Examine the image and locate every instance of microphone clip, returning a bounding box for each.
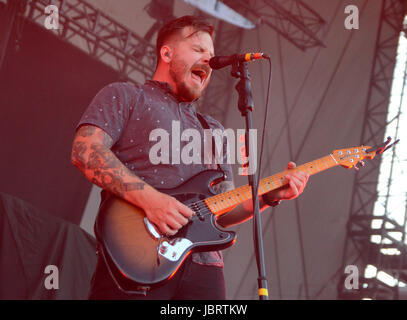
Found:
[231,59,249,79]
[232,61,254,115]
[231,60,242,78]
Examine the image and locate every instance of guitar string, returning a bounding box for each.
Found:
[185,185,266,219]
[185,158,338,220]
[183,162,322,218]
[186,197,241,220]
[185,179,277,219]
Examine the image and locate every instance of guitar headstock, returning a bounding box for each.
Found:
[332,146,376,169]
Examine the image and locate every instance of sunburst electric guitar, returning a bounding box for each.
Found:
[95,139,396,293]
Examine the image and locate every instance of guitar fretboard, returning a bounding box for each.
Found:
[204,154,338,215]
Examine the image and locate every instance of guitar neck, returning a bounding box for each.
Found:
[204,154,339,215]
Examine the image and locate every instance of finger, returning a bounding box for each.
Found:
[177,202,195,219]
[286,161,296,170]
[165,228,178,236]
[291,172,308,185]
[288,174,305,192]
[284,175,299,198]
[288,178,299,198]
[298,172,310,186]
[166,215,183,231]
[158,223,177,236]
[171,210,189,226]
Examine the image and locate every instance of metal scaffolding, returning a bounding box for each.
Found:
[223,0,326,51]
[201,0,326,123]
[3,0,327,119]
[21,0,156,84]
[338,0,407,300]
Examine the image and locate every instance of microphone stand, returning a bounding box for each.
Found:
[231,61,269,300]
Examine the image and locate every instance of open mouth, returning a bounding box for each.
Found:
[190,68,207,85]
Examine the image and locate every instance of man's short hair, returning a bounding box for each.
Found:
[155,15,214,64]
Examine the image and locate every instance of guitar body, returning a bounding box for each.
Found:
[95,170,237,292]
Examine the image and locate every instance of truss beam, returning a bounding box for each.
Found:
[23,0,156,84]
[223,0,326,51]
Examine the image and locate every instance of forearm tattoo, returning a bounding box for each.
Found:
[78,125,97,137]
[72,126,145,198]
[71,141,87,172]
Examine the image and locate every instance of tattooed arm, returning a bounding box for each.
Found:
[215,162,309,228]
[71,125,146,197]
[71,125,193,235]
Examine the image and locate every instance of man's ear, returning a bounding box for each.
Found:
[160,45,172,63]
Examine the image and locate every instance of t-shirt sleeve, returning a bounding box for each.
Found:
[76,82,140,144]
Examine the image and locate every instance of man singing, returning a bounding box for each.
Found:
[71,15,309,300]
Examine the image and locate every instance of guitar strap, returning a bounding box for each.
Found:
[196,112,226,177]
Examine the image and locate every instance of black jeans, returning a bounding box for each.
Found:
[88,255,226,300]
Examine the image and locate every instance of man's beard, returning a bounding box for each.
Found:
[169,57,204,102]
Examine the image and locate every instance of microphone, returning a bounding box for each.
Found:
[209,52,269,70]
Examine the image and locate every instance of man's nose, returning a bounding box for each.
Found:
[201,52,211,65]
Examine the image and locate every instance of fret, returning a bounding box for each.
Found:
[209,197,222,211]
[222,191,234,206]
[205,153,341,215]
[241,186,251,199]
[262,179,272,193]
[238,187,248,201]
[229,191,238,205]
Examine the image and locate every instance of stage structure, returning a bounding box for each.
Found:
[22,0,157,83]
[339,0,407,299]
[202,0,327,123]
[223,0,327,51]
[13,0,329,128]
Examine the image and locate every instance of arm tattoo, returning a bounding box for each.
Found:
[77,125,114,148]
[71,141,87,171]
[78,125,97,137]
[88,143,121,171]
[91,172,145,198]
[73,125,145,199]
[87,143,145,198]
